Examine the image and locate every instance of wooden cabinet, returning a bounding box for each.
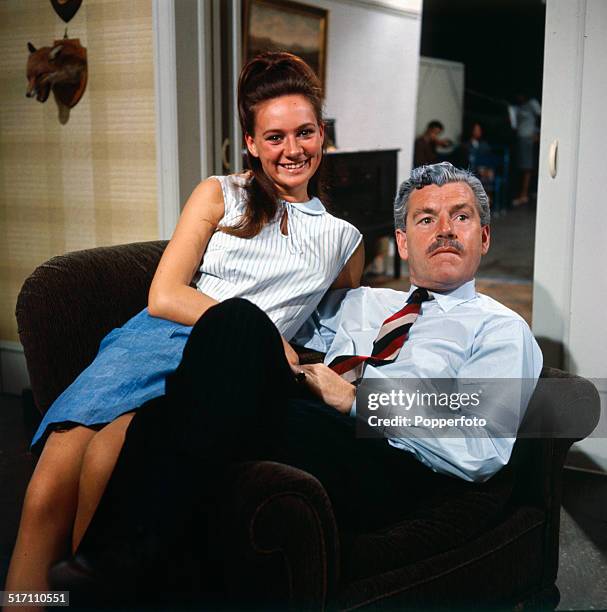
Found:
[323,149,400,277]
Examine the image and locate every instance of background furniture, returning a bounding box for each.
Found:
[16,242,599,610]
[324,149,400,277]
[244,148,400,276]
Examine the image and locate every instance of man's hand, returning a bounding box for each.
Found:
[282,336,300,366]
[294,363,356,414]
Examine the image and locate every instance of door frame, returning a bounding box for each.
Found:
[153,0,241,239]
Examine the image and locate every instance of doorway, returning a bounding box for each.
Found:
[413,0,546,325]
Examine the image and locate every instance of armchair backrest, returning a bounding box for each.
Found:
[15,241,168,415]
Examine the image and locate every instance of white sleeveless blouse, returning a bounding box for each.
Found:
[196,174,362,340]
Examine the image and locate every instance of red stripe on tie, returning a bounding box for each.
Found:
[329,288,431,382]
[331,355,368,375]
[383,302,420,324]
[373,332,410,361]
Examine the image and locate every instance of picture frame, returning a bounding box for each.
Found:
[243,0,328,88]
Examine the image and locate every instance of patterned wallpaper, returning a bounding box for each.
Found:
[0,0,158,342]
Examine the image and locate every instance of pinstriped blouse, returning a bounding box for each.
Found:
[196,174,362,340]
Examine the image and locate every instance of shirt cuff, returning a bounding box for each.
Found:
[349,396,357,418]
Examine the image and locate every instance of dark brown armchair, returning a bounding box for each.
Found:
[15,241,600,610]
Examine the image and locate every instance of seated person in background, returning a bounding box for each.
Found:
[456,122,495,197]
[457,122,491,170]
[70,162,542,604]
[414,119,452,166]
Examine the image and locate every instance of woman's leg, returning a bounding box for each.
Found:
[4,427,96,601]
[71,412,135,552]
[76,299,297,596]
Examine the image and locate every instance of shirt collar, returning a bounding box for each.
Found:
[408,279,477,312]
[281,197,326,216]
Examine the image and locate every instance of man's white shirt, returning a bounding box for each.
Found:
[293,280,543,482]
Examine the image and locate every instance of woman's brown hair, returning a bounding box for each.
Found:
[222,51,326,238]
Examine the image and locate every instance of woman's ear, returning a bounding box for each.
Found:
[245,133,259,158]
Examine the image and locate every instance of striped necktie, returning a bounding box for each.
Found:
[329,287,433,384]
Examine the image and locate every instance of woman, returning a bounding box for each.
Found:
[457,122,495,197]
[5,51,363,598]
[457,122,492,172]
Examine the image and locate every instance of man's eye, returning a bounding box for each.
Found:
[456,214,469,221]
[419,217,433,224]
[267,135,282,142]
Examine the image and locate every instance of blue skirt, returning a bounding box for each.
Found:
[31,309,193,449]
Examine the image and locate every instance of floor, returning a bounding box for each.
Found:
[2,205,606,610]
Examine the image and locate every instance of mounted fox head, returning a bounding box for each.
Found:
[26,39,88,123]
[26,40,87,104]
[26,42,58,102]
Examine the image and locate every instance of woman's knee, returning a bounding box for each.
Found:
[80,438,111,482]
[21,469,76,527]
[81,416,132,483]
[21,428,95,524]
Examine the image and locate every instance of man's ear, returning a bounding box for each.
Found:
[244,133,259,158]
[480,225,490,255]
[395,229,409,261]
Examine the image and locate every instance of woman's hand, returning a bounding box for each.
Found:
[282,336,300,366]
[293,363,355,414]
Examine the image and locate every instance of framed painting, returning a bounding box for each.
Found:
[243,0,328,87]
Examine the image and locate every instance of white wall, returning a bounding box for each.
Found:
[302,0,423,184]
[416,56,464,145]
[534,0,607,469]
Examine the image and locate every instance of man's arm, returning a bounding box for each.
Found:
[389,318,543,483]
[291,288,358,415]
[291,288,350,353]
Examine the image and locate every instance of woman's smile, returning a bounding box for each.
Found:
[279,159,310,173]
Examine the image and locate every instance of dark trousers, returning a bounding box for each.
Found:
[78,299,478,602]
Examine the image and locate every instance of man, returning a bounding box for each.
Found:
[293,161,541,486]
[69,163,541,603]
[413,120,452,166]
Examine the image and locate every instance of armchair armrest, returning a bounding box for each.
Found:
[221,460,340,610]
[15,241,168,414]
[512,366,600,506]
[510,366,600,587]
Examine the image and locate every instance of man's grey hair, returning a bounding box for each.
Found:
[394,162,491,230]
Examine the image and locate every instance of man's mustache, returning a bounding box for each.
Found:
[427,239,464,255]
